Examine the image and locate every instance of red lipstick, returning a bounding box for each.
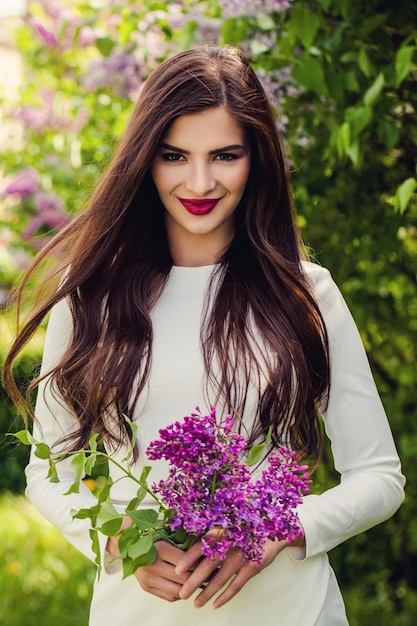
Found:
[178,198,220,216]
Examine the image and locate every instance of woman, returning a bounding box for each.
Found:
[3,45,404,625]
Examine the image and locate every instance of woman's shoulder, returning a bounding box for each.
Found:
[300,260,333,290]
[300,260,347,321]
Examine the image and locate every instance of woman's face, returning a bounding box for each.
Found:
[151,107,250,265]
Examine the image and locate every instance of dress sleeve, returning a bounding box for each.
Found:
[294,264,405,560]
[25,298,107,564]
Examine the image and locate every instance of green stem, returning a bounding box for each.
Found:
[53,449,168,511]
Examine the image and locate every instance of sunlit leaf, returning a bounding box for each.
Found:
[363,73,385,107]
[358,46,373,77]
[395,178,417,214]
[395,46,415,84]
[11,430,35,446]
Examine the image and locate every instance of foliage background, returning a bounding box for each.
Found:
[0,0,416,624]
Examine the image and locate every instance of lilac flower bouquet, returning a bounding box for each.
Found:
[14,406,310,578]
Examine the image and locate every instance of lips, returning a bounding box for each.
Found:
[178,198,220,216]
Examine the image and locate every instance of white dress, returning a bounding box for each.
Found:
[26,262,405,625]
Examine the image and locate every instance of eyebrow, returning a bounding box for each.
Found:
[159,142,247,155]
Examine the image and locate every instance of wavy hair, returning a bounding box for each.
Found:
[3,45,330,463]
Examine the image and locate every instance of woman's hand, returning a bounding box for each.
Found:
[107,532,191,602]
[175,534,302,609]
[134,541,193,602]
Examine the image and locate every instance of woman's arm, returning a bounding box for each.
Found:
[293,263,405,561]
[25,298,104,562]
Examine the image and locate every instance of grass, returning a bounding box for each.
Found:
[0,492,96,626]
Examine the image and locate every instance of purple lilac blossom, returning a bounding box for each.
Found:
[3,169,39,197]
[18,90,88,134]
[221,0,292,19]
[22,192,69,246]
[146,406,310,563]
[83,53,143,99]
[30,20,57,47]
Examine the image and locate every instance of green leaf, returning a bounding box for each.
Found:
[346,140,361,167]
[292,56,327,95]
[336,122,351,157]
[34,442,52,460]
[64,452,86,495]
[122,414,138,461]
[358,47,373,78]
[97,477,113,503]
[363,73,385,107]
[100,518,123,537]
[11,430,35,446]
[122,544,157,578]
[246,427,272,466]
[126,486,148,511]
[172,525,188,544]
[72,505,100,522]
[290,5,320,50]
[129,509,160,530]
[88,433,99,453]
[345,106,373,137]
[395,178,417,214]
[47,459,59,483]
[118,527,139,559]
[395,46,415,85]
[250,39,271,56]
[343,70,360,93]
[96,501,123,532]
[378,122,400,150]
[256,14,275,31]
[95,36,115,57]
[90,528,102,574]
[139,466,152,486]
[85,451,100,475]
[127,534,154,558]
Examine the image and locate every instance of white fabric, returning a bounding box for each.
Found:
[26,262,405,625]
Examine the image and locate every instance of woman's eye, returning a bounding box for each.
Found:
[162,153,185,162]
[215,153,239,161]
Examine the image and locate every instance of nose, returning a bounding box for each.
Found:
[185,162,216,196]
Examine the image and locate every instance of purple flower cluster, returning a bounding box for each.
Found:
[83,53,143,99]
[221,0,292,19]
[146,407,310,563]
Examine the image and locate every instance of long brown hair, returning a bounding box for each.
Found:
[3,45,329,463]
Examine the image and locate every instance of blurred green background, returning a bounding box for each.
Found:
[0,1,416,624]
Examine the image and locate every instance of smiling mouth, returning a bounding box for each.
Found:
[178,198,221,216]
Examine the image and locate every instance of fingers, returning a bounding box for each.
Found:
[175,540,205,575]
[156,540,190,569]
[211,563,258,608]
[134,541,190,602]
[135,568,183,602]
[178,546,253,607]
[178,554,223,601]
